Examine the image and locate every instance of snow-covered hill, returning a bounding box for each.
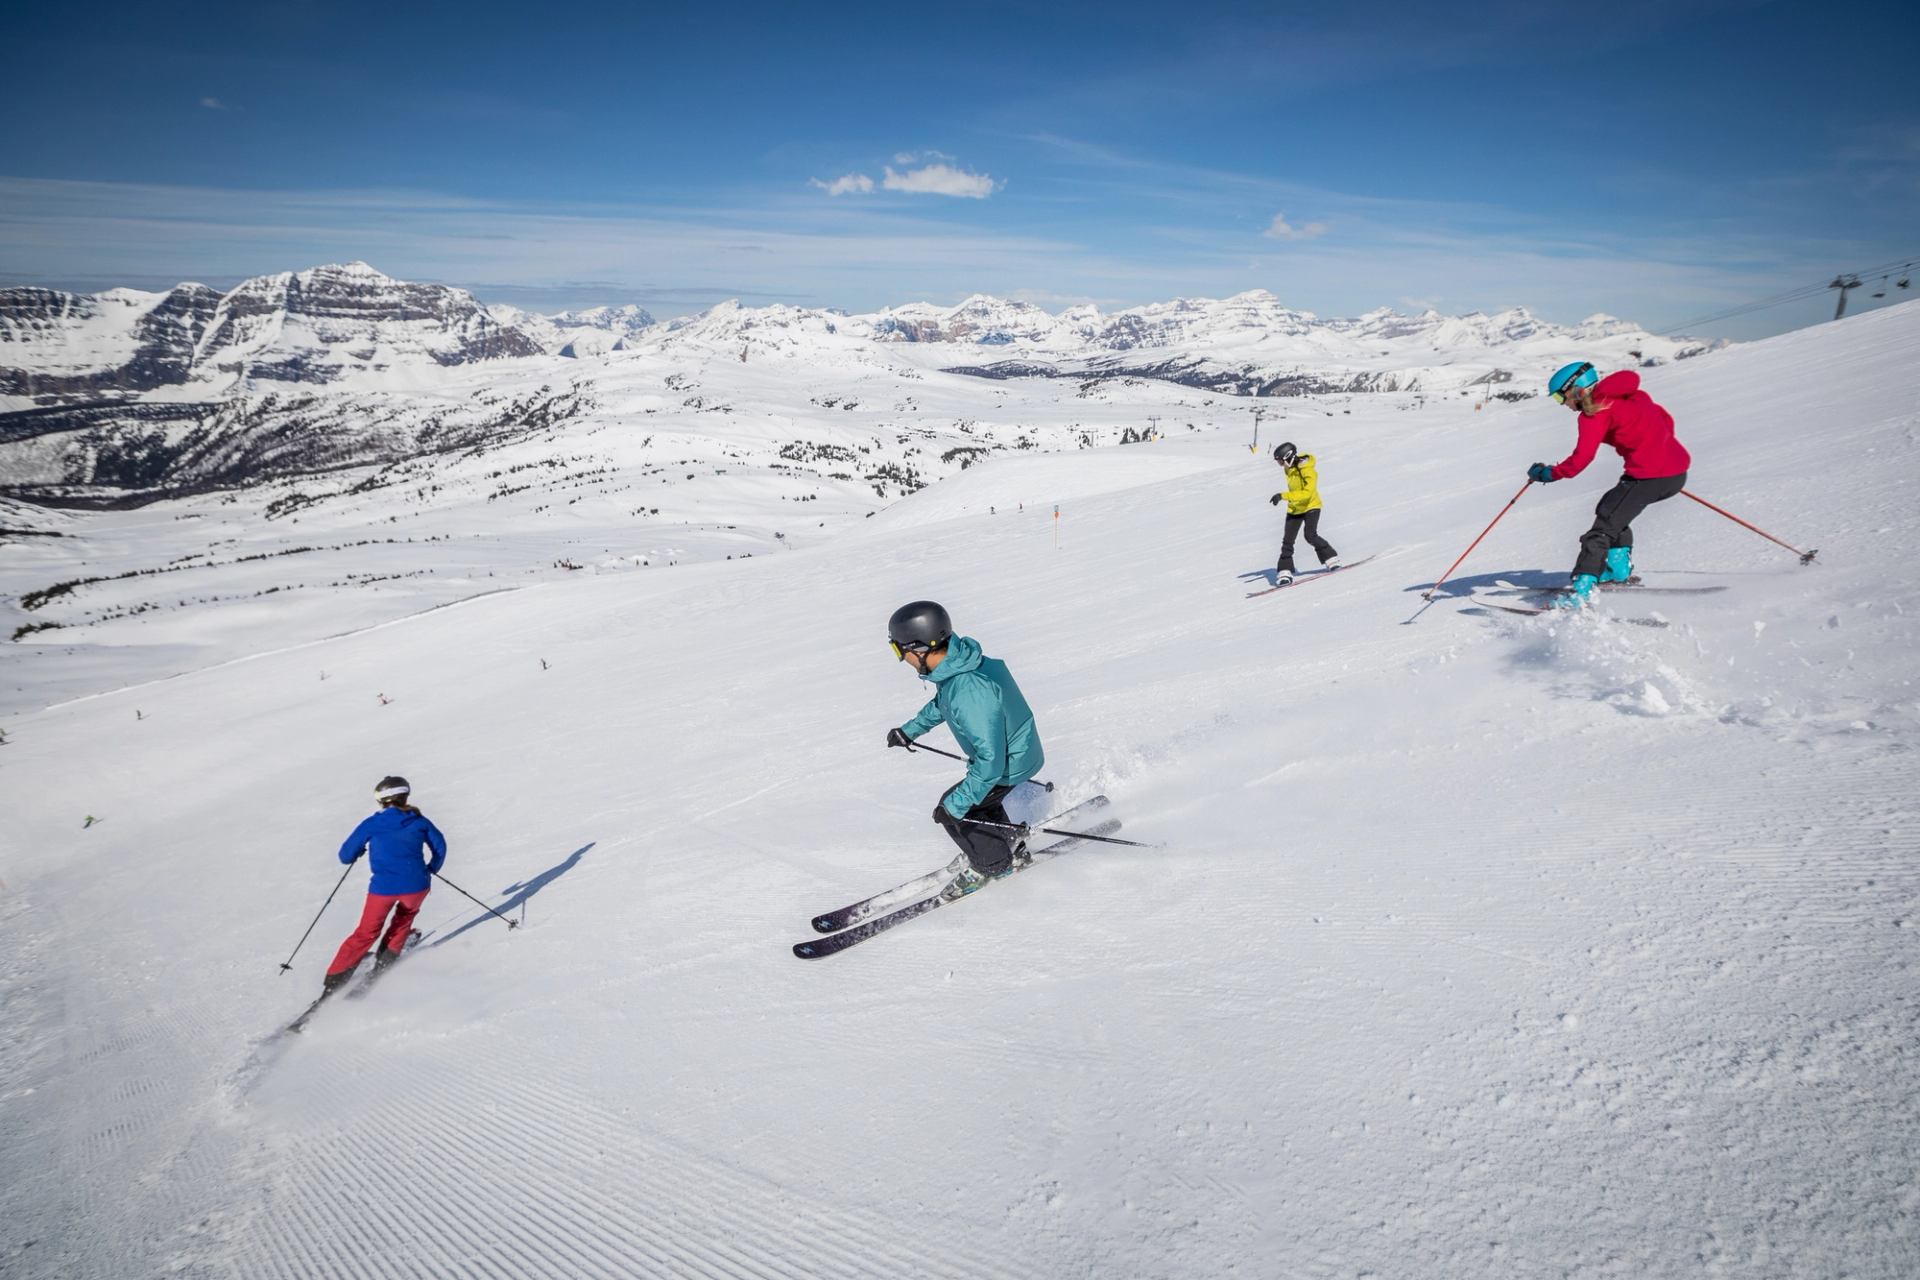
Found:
[2,299,1914,1278]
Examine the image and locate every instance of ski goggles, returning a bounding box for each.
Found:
[1549,362,1594,404]
[889,639,935,660]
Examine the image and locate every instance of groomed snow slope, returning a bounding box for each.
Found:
[2,303,1916,1278]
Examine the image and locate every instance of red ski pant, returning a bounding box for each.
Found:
[327,890,428,975]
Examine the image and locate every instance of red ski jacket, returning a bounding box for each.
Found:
[1550,371,1691,480]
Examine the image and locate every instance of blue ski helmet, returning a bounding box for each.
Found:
[1547,361,1599,402]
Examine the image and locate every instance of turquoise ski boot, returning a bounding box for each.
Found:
[1552,573,1599,609]
[940,859,989,901]
[1599,546,1634,584]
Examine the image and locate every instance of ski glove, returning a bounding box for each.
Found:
[1528,463,1555,484]
[932,802,958,827]
[1269,492,1285,506]
[887,727,913,749]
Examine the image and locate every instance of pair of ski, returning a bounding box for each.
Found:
[286,930,420,1031]
[1243,553,1379,599]
[794,795,1117,959]
[1467,577,1725,626]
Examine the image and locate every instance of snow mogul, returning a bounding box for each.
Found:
[1268,441,1342,585]
[321,776,447,998]
[1527,361,1692,607]
[884,601,1045,901]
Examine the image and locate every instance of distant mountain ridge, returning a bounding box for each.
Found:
[0,263,538,400]
[0,264,1716,410]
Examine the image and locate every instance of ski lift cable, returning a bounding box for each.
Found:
[1657,253,1920,335]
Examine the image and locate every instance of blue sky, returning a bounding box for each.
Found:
[3,0,1915,337]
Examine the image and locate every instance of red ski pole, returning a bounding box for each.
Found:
[1681,490,1817,564]
[1422,480,1534,600]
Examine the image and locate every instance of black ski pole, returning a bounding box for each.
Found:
[900,739,965,762]
[432,870,520,930]
[961,816,1159,849]
[897,738,1053,791]
[279,861,356,974]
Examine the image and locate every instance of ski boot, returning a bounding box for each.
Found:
[1273,568,1295,587]
[1599,546,1633,584]
[1322,555,1343,570]
[1552,573,1599,609]
[940,859,990,901]
[990,836,1033,881]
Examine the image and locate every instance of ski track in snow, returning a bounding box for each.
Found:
[3,302,1919,1277]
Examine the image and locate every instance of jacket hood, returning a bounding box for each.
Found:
[1594,370,1641,398]
[924,634,983,684]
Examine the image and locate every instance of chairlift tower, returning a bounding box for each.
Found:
[1829,274,1863,320]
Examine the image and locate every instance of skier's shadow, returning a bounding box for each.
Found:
[1403,568,1563,596]
[424,842,594,948]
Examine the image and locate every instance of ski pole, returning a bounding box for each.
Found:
[961,816,1159,849]
[279,861,356,974]
[432,870,520,930]
[901,739,967,763]
[1422,480,1534,600]
[897,739,1052,791]
[1681,490,1817,564]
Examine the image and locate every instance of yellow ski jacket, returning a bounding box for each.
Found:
[1277,454,1323,515]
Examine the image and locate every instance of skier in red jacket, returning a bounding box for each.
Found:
[1527,362,1691,606]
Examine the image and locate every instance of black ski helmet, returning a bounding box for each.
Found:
[1273,441,1298,465]
[375,775,411,804]
[887,600,952,654]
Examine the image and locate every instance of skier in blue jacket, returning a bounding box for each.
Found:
[884,600,1045,899]
[321,775,447,997]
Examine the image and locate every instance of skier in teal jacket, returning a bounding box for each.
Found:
[884,600,1044,899]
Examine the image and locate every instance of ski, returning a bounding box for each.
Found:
[1489,577,1725,596]
[809,795,1110,934]
[1468,591,1669,628]
[1246,554,1378,599]
[793,816,1122,960]
[287,992,333,1033]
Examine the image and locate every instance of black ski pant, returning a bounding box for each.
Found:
[1278,508,1338,574]
[935,782,1019,875]
[1572,471,1687,579]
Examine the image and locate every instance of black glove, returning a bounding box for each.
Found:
[1528,463,1555,484]
[932,801,957,827]
[887,727,912,749]
[1269,492,1284,506]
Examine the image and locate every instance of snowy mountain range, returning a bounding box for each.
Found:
[1,262,1713,412]
[0,262,540,401]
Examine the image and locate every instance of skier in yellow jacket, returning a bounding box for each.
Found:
[1267,441,1341,585]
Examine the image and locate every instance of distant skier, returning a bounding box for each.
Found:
[320,776,446,998]
[884,601,1045,900]
[1528,362,1691,607]
[1268,441,1341,585]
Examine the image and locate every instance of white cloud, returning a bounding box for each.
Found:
[882,164,996,199]
[808,173,875,197]
[200,97,228,110]
[1264,212,1328,241]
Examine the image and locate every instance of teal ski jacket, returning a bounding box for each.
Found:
[898,634,1045,817]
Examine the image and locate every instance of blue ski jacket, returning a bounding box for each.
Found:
[338,806,448,896]
[898,635,1045,817]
